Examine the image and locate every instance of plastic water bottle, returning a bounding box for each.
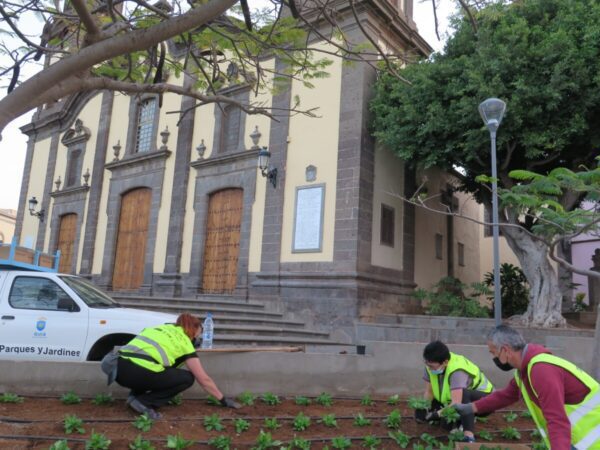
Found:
[201,313,214,349]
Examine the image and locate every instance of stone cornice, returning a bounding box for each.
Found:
[191,148,260,169]
[105,149,171,171]
[50,185,90,199]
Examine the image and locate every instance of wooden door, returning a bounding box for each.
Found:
[112,188,151,290]
[57,213,77,273]
[201,189,243,293]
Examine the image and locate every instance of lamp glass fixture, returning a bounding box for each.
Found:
[478,98,506,131]
[258,147,271,173]
[28,196,38,213]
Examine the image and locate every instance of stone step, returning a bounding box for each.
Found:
[213,324,330,338]
[112,295,266,310]
[210,334,343,346]
[118,300,283,318]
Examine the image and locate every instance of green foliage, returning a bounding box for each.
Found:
[531,442,549,450]
[417,277,491,318]
[289,436,311,450]
[501,426,521,440]
[478,430,494,441]
[292,412,311,431]
[362,435,381,449]
[315,392,333,406]
[360,394,374,406]
[484,264,529,318]
[49,440,70,450]
[204,414,225,432]
[132,413,153,432]
[383,409,402,429]
[166,434,194,449]
[61,391,82,405]
[330,437,352,449]
[92,393,114,406]
[407,396,430,410]
[353,413,371,427]
[419,433,440,448]
[64,414,85,434]
[319,414,338,427]
[439,406,461,423]
[208,435,231,450]
[448,430,465,442]
[252,430,282,449]
[206,395,221,406]
[572,292,588,312]
[503,411,518,423]
[129,435,155,450]
[388,431,410,448]
[531,429,543,439]
[475,415,489,423]
[387,394,400,405]
[261,392,281,405]
[85,431,111,450]
[294,395,311,406]
[234,418,250,434]
[0,392,23,403]
[168,394,183,406]
[520,409,533,419]
[263,417,280,430]
[238,391,256,406]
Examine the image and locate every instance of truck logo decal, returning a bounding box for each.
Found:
[36,320,46,331]
[34,317,47,337]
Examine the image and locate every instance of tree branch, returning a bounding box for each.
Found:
[70,0,101,40]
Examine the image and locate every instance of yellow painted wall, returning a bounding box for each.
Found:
[280,43,343,262]
[0,211,16,244]
[21,138,51,248]
[478,205,521,280]
[371,145,404,270]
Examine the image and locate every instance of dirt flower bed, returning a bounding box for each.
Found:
[0,393,541,449]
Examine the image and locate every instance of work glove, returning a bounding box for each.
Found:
[414,408,428,423]
[452,403,474,416]
[425,408,440,421]
[220,396,241,409]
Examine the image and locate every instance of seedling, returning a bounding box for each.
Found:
[168,394,183,406]
[85,431,111,450]
[49,440,70,450]
[411,444,426,450]
[92,393,114,406]
[447,430,464,442]
[330,437,351,449]
[289,436,311,450]
[407,396,429,410]
[388,431,410,448]
[353,413,371,427]
[133,413,154,432]
[316,392,333,406]
[61,391,82,405]
[360,394,374,406]
[206,395,221,406]
[439,406,460,423]
[387,394,400,405]
[0,392,24,403]
[477,430,494,441]
[501,426,521,440]
[294,395,312,406]
[362,435,381,449]
[384,409,402,429]
[208,435,232,450]
[252,430,282,449]
[238,391,256,406]
[204,414,225,431]
[475,415,489,423]
[531,442,549,450]
[234,418,250,434]
[64,414,85,434]
[166,434,194,449]
[129,435,155,450]
[261,392,281,405]
[319,413,338,427]
[419,433,440,447]
[521,409,532,419]
[532,429,543,439]
[503,411,518,422]
[293,412,311,431]
[263,417,280,430]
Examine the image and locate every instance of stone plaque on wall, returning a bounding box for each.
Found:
[293,184,325,252]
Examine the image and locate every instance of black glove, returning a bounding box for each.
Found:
[425,408,440,421]
[414,408,428,423]
[453,403,474,416]
[220,396,241,409]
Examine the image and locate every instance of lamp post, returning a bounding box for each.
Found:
[479,97,507,327]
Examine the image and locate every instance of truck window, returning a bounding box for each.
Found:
[60,276,118,308]
[9,277,73,311]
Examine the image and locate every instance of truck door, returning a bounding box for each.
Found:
[0,274,88,361]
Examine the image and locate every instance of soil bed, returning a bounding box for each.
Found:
[0,395,539,449]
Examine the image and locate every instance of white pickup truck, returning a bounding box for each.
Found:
[0,239,176,362]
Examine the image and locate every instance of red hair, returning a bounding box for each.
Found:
[176,313,201,339]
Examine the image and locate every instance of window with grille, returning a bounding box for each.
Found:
[219,104,241,153]
[135,98,157,153]
[380,204,395,247]
[65,149,81,187]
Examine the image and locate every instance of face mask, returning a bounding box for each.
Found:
[429,367,445,375]
[192,336,202,348]
[493,357,513,372]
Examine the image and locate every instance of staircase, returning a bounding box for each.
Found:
[112,294,353,350]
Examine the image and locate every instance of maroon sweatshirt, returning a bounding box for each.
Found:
[474,344,590,450]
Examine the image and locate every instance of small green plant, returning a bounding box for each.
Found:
[92,393,114,405]
[129,435,155,450]
[411,444,425,450]
[49,440,70,450]
[206,395,221,406]
[484,263,529,317]
[440,406,460,423]
[204,414,225,432]
[501,426,521,440]
[503,411,518,422]
[383,409,402,429]
[252,430,282,449]
[419,433,440,447]
[477,430,494,441]
[208,435,231,450]
[293,412,311,431]
[362,435,381,449]
[64,414,85,434]
[407,396,430,410]
[168,394,183,406]
[238,391,256,406]
[475,415,489,423]
[330,437,351,449]
[133,413,154,432]
[166,434,194,449]
[234,418,250,434]
[448,430,464,442]
[319,414,338,427]
[263,417,280,430]
[261,392,281,405]
[532,429,543,439]
[418,276,492,318]
[294,395,312,406]
[85,431,111,450]
[289,436,311,450]
[572,292,588,312]
[61,391,82,405]
[388,431,410,448]
[521,409,532,419]
[387,394,400,405]
[353,413,371,427]
[360,394,374,406]
[531,442,549,450]
[315,392,333,406]
[0,392,24,403]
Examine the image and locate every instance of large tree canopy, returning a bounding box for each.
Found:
[371,0,600,327]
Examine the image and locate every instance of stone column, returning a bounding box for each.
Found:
[588,249,600,311]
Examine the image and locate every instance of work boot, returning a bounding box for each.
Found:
[128,397,162,420]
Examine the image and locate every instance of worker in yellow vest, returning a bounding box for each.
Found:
[420,340,494,443]
[115,313,240,419]
[454,325,600,450]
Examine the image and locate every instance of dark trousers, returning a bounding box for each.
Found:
[431,388,490,433]
[116,357,194,408]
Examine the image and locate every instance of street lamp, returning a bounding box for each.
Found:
[258,146,277,189]
[479,97,507,327]
[28,196,45,222]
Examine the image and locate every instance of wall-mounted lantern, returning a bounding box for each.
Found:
[258,147,277,189]
[28,196,44,222]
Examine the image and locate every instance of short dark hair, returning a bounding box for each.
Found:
[423,340,450,364]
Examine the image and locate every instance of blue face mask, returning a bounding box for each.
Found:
[429,367,445,375]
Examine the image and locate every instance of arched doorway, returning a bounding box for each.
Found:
[57,213,77,273]
[112,188,151,290]
[201,188,243,293]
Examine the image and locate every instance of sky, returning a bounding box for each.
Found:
[0,0,454,211]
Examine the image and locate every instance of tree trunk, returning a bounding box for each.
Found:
[501,226,567,327]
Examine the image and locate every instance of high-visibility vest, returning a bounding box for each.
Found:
[515,353,600,450]
[427,352,493,405]
[119,324,195,373]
